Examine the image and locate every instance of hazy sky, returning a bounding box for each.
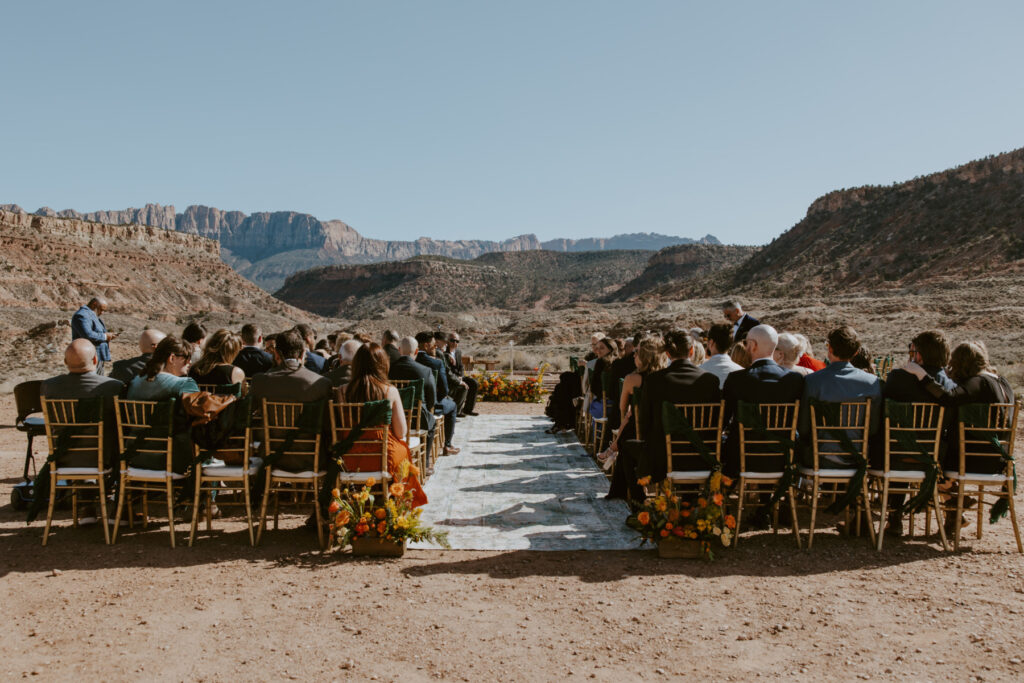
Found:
[2,2,1022,245]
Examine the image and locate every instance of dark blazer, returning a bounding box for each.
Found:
[250,364,333,406]
[390,356,437,412]
[40,371,124,466]
[384,343,401,367]
[722,359,804,475]
[639,358,722,482]
[235,346,274,377]
[921,371,1015,472]
[304,349,326,374]
[884,366,955,403]
[733,313,760,343]
[449,347,465,378]
[109,353,150,386]
[609,355,637,384]
[326,363,352,389]
[416,351,448,401]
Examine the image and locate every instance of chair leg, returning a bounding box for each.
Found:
[189,475,203,547]
[244,479,255,546]
[734,478,746,548]
[933,486,949,552]
[165,480,176,548]
[142,493,149,529]
[954,486,965,551]
[256,476,272,545]
[1007,485,1023,554]
[877,479,890,552]
[862,478,876,547]
[98,477,110,545]
[313,480,325,550]
[42,471,58,546]
[206,491,213,532]
[977,485,984,539]
[808,479,820,549]
[788,487,802,549]
[112,474,127,543]
[72,490,78,528]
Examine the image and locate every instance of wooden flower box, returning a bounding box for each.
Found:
[657,537,703,559]
[351,537,406,558]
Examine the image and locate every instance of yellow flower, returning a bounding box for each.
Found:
[696,519,708,531]
[710,471,722,491]
[654,498,668,512]
[365,478,376,488]
[331,488,341,499]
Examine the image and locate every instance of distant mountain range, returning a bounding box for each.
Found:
[0,202,718,291]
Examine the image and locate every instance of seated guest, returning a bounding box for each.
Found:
[182,322,207,364]
[609,336,638,384]
[722,300,760,343]
[390,336,438,465]
[249,329,333,409]
[773,332,813,376]
[639,329,722,484]
[886,330,956,402]
[434,332,467,413]
[263,333,279,361]
[41,339,124,469]
[339,344,427,507]
[850,345,877,375]
[904,340,1014,473]
[729,341,752,369]
[382,329,401,365]
[446,332,478,417]
[314,339,331,359]
[110,329,166,385]
[795,334,826,372]
[415,331,459,455]
[328,339,363,388]
[722,325,805,478]
[235,324,275,377]
[701,323,743,388]
[125,336,201,473]
[798,326,882,468]
[691,339,707,365]
[588,337,618,423]
[189,329,245,388]
[294,323,326,374]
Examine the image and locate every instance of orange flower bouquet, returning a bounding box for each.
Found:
[329,465,450,552]
[473,363,548,403]
[625,471,735,560]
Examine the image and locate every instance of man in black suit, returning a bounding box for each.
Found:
[416,331,459,455]
[446,332,479,417]
[109,329,165,386]
[382,330,401,366]
[235,324,275,378]
[722,300,760,343]
[639,329,722,483]
[327,339,362,388]
[390,336,439,466]
[721,325,805,478]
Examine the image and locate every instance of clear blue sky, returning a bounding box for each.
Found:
[2,2,1022,245]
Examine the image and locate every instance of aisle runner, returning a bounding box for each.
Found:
[410,414,639,550]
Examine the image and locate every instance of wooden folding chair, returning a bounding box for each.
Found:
[112,398,187,547]
[257,400,327,548]
[800,400,876,549]
[391,380,428,477]
[943,401,1022,553]
[14,380,46,483]
[329,400,392,499]
[40,397,111,545]
[735,401,801,548]
[195,382,243,397]
[868,401,948,551]
[189,396,258,546]
[664,402,724,496]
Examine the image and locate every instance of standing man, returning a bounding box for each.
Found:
[71,296,116,375]
[447,332,479,417]
[721,300,760,344]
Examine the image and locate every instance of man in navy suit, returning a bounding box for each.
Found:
[235,324,275,377]
[295,324,326,374]
[415,331,459,455]
[722,324,805,478]
[71,297,117,375]
[390,336,439,466]
[721,300,760,344]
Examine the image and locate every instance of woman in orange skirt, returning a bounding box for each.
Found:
[338,343,427,507]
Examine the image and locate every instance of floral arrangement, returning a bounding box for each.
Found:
[473,363,548,403]
[328,464,450,550]
[626,472,736,560]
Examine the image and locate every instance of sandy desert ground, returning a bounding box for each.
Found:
[2,395,1024,681]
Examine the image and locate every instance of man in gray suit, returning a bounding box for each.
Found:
[799,326,882,469]
[109,329,165,386]
[40,339,124,524]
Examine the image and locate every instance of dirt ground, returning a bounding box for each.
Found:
[2,395,1024,682]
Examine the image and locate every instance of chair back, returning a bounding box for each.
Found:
[329,400,391,475]
[391,380,423,435]
[41,397,104,470]
[197,395,253,466]
[882,400,945,472]
[873,356,895,380]
[115,398,176,472]
[14,380,43,425]
[808,399,871,469]
[664,401,724,473]
[196,382,243,397]
[260,400,324,473]
[737,401,799,473]
[956,401,1020,476]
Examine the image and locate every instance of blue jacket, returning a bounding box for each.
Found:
[799,361,882,467]
[71,305,110,362]
[304,349,326,374]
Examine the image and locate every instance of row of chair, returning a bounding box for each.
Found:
[573,393,1022,553]
[36,380,440,549]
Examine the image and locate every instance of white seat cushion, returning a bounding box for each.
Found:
[55,467,112,476]
[126,467,186,481]
[868,469,927,480]
[943,470,1010,483]
[338,471,390,483]
[667,470,712,482]
[740,471,785,480]
[203,462,261,478]
[408,436,422,449]
[798,466,859,478]
[270,469,326,479]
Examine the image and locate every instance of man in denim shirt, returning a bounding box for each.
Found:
[71,297,117,375]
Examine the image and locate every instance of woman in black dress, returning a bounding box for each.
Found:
[189,329,245,389]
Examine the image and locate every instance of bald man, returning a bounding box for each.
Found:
[40,339,124,468]
[71,296,117,375]
[110,329,165,385]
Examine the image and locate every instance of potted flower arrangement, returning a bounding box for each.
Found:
[473,363,548,403]
[329,468,449,557]
[626,472,736,560]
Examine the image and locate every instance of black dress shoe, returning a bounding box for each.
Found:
[465,411,479,416]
